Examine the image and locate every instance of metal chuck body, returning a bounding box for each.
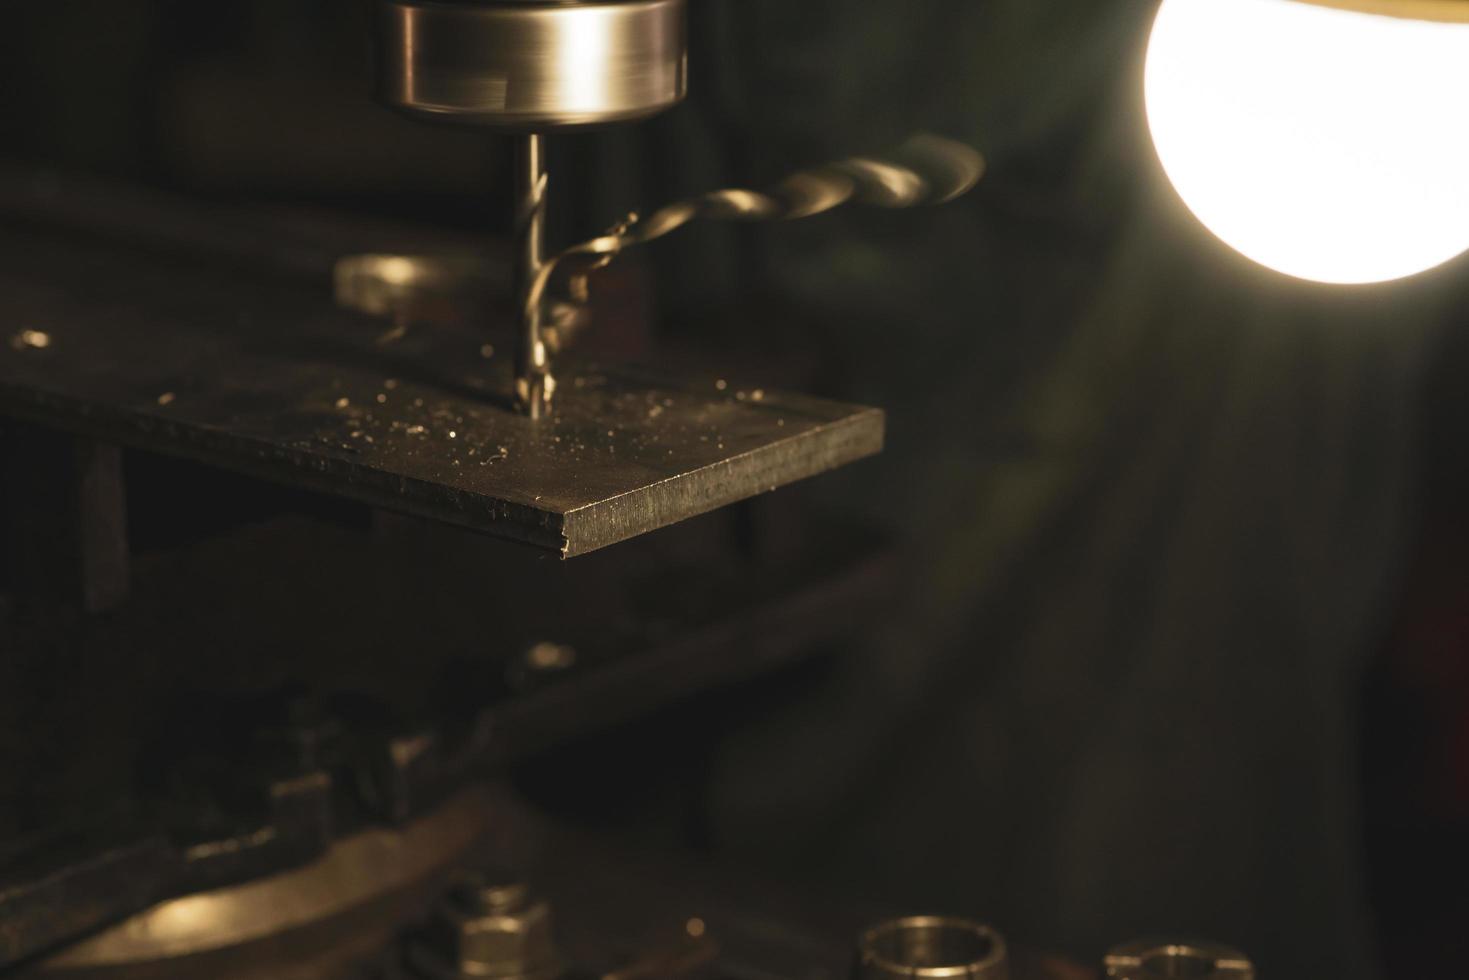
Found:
[376,0,688,129]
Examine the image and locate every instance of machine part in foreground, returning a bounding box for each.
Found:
[39,790,495,971]
[855,916,1010,980]
[405,873,562,980]
[1103,939,1255,980]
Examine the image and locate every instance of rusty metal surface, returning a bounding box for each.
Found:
[0,221,882,557]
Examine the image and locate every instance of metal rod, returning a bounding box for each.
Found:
[513,132,551,419]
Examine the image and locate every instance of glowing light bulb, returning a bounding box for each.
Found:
[1144,0,1469,284]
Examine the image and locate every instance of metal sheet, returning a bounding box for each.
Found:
[0,224,882,557]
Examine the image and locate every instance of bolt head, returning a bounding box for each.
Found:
[425,894,557,977]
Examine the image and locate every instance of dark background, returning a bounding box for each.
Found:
[2,2,1468,978]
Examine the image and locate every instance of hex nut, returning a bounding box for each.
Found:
[412,882,560,979]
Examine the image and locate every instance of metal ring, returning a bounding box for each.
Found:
[855,916,1009,980]
[376,0,688,129]
[1104,939,1255,980]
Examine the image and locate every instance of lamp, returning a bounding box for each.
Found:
[1144,0,1469,284]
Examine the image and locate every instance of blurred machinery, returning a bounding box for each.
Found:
[0,3,1251,979]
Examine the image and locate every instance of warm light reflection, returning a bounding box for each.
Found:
[1145,0,1469,284]
[557,7,613,112]
[149,895,226,941]
[376,256,419,286]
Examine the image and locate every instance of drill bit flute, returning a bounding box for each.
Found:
[338,134,985,381]
[513,133,550,419]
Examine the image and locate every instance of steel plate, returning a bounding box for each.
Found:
[0,223,882,557]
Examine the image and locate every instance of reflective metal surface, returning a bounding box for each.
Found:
[0,216,882,556]
[334,253,490,326]
[1103,940,1254,980]
[513,133,552,419]
[26,794,1090,980]
[377,0,688,128]
[406,874,562,980]
[335,135,983,362]
[856,917,1010,980]
[41,790,494,969]
[528,134,984,327]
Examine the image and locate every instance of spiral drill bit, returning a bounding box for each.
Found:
[333,134,984,418]
[513,134,552,420]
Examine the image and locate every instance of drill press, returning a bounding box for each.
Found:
[377,0,689,418]
[309,0,976,555]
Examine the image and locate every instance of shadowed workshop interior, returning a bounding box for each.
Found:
[1,2,1468,979]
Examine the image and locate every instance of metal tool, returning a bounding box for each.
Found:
[335,135,984,418]
[407,873,563,980]
[373,1,982,420]
[524,134,983,329]
[376,0,689,418]
[39,791,496,972]
[854,916,1009,980]
[1103,939,1255,980]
